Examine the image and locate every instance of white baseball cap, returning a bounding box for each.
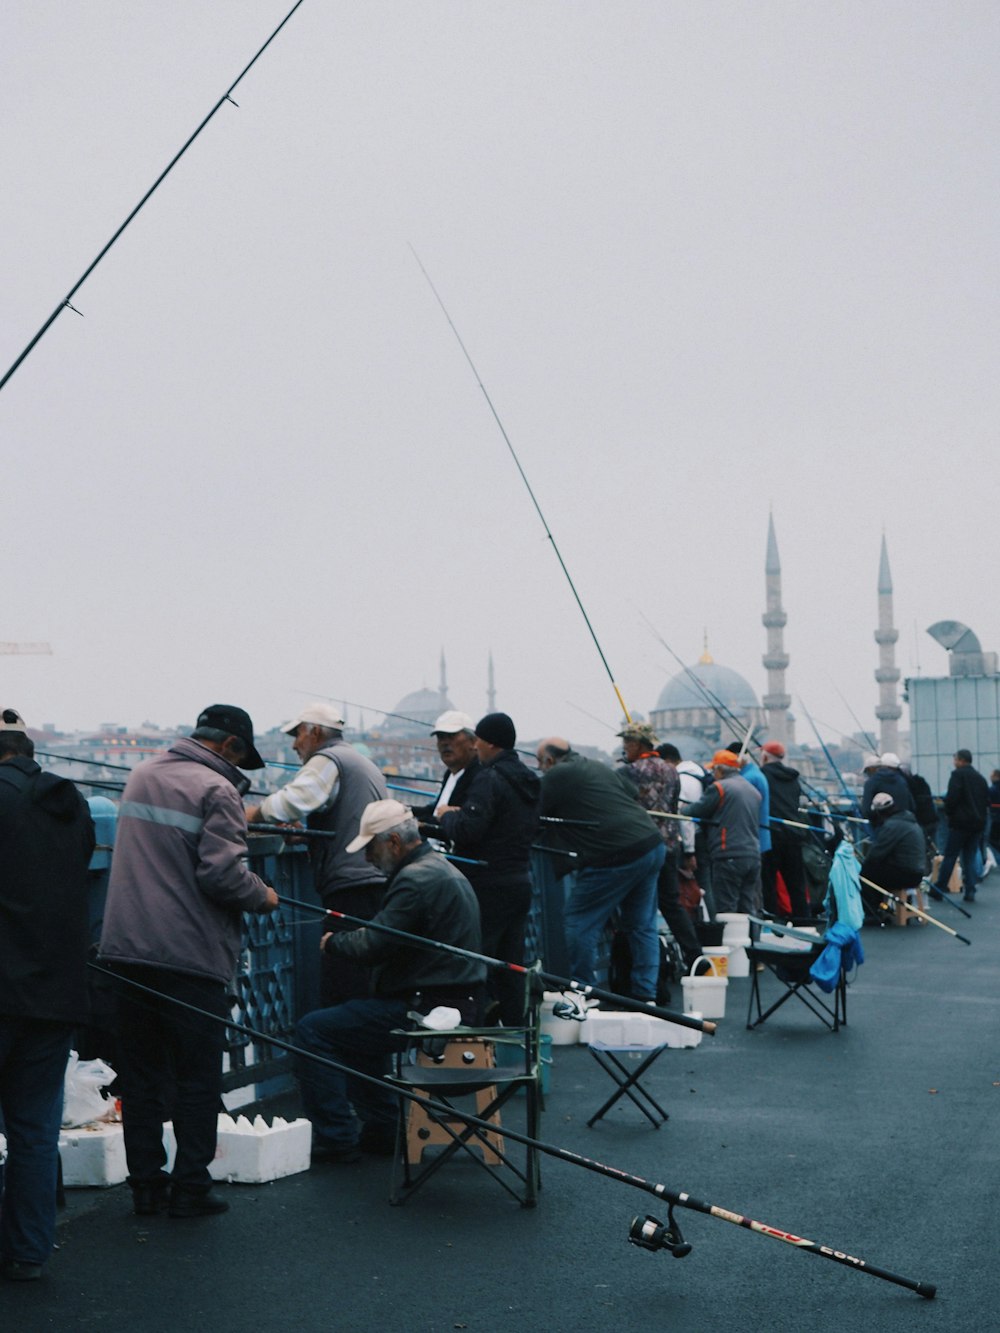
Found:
[346,798,412,853]
[431,710,475,736]
[0,708,27,732]
[879,752,901,768]
[281,702,346,734]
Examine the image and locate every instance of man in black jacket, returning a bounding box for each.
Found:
[0,709,94,1281]
[295,800,484,1161]
[410,710,480,828]
[929,750,989,903]
[759,741,811,918]
[437,713,540,1024]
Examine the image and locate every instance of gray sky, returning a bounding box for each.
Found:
[3,2,998,751]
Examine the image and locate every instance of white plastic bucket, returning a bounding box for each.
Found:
[680,957,728,1019]
[725,938,751,978]
[701,946,731,977]
[715,912,750,945]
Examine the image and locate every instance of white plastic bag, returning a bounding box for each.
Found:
[61,1050,118,1128]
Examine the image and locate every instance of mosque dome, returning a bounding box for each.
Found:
[655,654,759,714]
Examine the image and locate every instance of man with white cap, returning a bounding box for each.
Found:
[246,702,388,1004]
[411,710,480,828]
[295,799,485,1162]
[860,752,915,821]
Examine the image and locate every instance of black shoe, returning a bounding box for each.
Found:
[926,885,946,902]
[0,1259,43,1282]
[131,1182,170,1217]
[359,1124,397,1157]
[310,1139,362,1164]
[964,893,976,903]
[167,1189,230,1218]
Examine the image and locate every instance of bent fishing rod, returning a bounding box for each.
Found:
[1,0,308,393]
[274,891,713,1036]
[90,961,935,1300]
[247,825,488,869]
[411,246,632,724]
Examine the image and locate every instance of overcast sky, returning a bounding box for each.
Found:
[3,2,998,752]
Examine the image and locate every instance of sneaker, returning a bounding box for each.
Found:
[167,1189,230,1218]
[0,1259,43,1282]
[963,893,976,903]
[359,1123,397,1157]
[310,1139,362,1164]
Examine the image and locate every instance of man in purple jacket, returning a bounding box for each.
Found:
[100,705,277,1219]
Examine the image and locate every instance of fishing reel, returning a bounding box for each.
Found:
[551,997,590,1023]
[628,1207,692,1259]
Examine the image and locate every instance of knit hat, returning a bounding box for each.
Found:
[475,712,516,750]
[761,741,786,758]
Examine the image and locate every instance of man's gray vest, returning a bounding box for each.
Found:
[307,740,389,902]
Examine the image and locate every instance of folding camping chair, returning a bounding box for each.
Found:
[745,932,847,1033]
[586,1039,670,1129]
[386,983,542,1208]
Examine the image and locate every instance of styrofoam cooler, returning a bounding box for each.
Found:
[579,1009,702,1049]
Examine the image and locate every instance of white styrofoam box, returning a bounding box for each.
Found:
[579,1009,702,1050]
[759,927,820,952]
[164,1114,312,1183]
[59,1122,127,1188]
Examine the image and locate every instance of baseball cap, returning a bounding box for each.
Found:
[431,710,475,736]
[0,708,27,732]
[345,798,412,853]
[196,704,265,770]
[281,702,346,734]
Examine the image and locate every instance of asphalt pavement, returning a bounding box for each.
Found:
[6,883,999,1333]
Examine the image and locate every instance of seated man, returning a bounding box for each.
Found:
[860,791,928,925]
[295,800,485,1162]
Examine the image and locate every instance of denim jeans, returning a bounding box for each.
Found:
[935,828,982,897]
[0,1018,74,1266]
[564,843,666,996]
[295,998,412,1147]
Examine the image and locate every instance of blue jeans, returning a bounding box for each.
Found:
[935,828,982,897]
[296,998,411,1147]
[564,843,666,997]
[0,1018,74,1266]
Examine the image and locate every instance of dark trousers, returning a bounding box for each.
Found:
[762,831,810,918]
[112,964,229,1192]
[320,882,386,1006]
[0,1018,73,1266]
[656,847,702,967]
[474,875,533,1026]
[934,828,982,897]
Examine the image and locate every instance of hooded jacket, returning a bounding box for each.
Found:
[0,756,95,1022]
[685,773,762,862]
[437,749,540,885]
[943,764,989,833]
[761,760,804,836]
[99,737,271,985]
[863,809,927,879]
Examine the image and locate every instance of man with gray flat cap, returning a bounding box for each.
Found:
[246,701,388,1003]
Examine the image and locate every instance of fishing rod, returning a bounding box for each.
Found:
[798,698,862,816]
[825,675,879,754]
[411,246,633,725]
[275,892,712,1035]
[247,825,487,868]
[922,881,972,919]
[0,0,308,394]
[89,960,936,1299]
[639,613,757,742]
[858,875,971,944]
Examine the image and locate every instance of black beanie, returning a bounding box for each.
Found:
[475,712,516,750]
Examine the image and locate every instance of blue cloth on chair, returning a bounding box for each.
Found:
[809,922,863,993]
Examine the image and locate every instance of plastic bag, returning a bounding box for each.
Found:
[61,1050,118,1128]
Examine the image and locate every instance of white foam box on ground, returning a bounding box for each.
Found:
[161,1115,312,1183]
[59,1121,127,1187]
[579,1009,702,1049]
[758,927,819,952]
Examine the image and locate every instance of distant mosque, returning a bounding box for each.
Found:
[379,650,497,737]
[648,515,905,769]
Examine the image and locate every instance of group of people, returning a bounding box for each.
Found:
[2,691,990,1281]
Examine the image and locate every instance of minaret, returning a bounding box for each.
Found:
[486,651,496,712]
[874,535,901,753]
[761,512,790,747]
